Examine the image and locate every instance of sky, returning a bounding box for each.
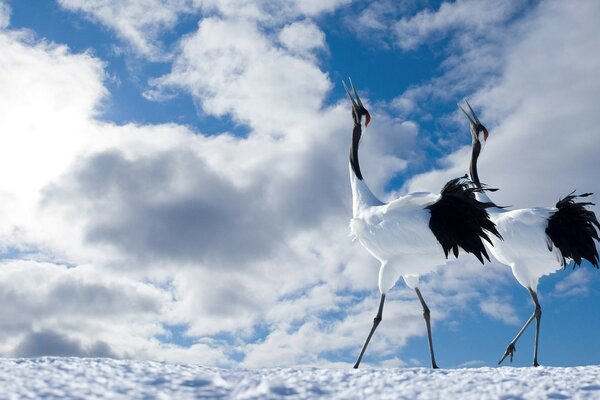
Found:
[0,0,599,368]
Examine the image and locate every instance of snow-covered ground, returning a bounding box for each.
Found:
[0,358,598,399]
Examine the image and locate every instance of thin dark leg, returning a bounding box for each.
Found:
[415,288,439,369]
[353,294,386,369]
[498,287,542,365]
[530,289,542,367]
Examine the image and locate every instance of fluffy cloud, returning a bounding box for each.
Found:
[57,0,349,59]
[4,0,598,367]
[0,1,9,30]
[0,5,427,366]
[150,17,331,135]
[0,260,166,359]
[405,1,600,208]
[394,0,520,50]
[278,20,326,56]
[399,1,600,315]
[57,0,191,58]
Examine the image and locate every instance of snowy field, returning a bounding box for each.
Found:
[0,358,599,399]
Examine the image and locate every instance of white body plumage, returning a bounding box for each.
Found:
[350,167,446,292]
[482,206,562,289]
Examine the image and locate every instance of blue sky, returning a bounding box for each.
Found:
[0,0,599,368]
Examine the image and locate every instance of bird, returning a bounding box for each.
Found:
[459,100,600,366]
[344,78,502,369]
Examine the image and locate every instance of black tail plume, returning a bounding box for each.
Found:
[546,191,600,268]
[427,176,502,264]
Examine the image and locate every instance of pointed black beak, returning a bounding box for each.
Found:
[458,99,481,126]
[343,78,371,126]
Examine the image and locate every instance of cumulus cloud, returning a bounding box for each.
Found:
[405,1,600,206]
[479,297,519,325]
[4,0,598,367]
[150,17,331,135]
[57,0,349,59]
[553,269,592,298]
[399,1,600,303]
[278,20,326,56]
[14,330,115,358]
[394,0,520,50]
[57,0,192,58]
[0,1,9,30]
[0,260,167,359]
[0,6,427,366]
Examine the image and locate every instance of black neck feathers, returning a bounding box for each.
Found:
[350,122,363,180]
[469,141,482,187]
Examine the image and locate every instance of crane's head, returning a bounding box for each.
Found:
[343,78,371,127]
[459,99,488,147]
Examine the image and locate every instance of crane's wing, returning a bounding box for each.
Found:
[546,192,600,268]
[426,177,502,263]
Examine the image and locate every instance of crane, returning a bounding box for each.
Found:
[344,79,502,368]
[459,100,600,366]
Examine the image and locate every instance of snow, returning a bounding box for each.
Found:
[0,358,599,399]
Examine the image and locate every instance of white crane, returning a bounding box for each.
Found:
[344,79,502,369]
[459,100,600,366]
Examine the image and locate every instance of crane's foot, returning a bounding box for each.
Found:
[432,362,439,369]
[498,343,516,365]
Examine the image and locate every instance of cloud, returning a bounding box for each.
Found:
[278,20,326,57]
[553,269,592,297]
[13,330,115,358]
[398,1,600,313]
[7,0,596,368]
[0,1,9,30]
[0,7,426,365]
[0,260,168,358]
[394,0,520,50]
[150,17,332,135]
[57,0,192,59]
[479,297,519,325]
[405,1,600,209]
[57,0,350,59]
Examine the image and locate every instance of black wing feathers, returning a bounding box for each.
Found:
[546,192,600,268]
[427,177,502,264]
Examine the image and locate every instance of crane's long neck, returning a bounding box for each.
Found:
[469,141,482,188]
[468,140,494,205]
[350,123,382,217]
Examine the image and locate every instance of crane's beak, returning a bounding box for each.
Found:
[343,78,371,127]
[459,99,487,142]
[458,99,480,126]
[343,79,358,108]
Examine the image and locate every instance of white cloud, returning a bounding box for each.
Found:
[57,0,350,59]
[57,0,192,58]
[0,260,171,359]
[151,17,331,135]
[279,20,326,56]
[406,1,600,210]
[479,296,519,325]
[400,1,600,311]
[8,0,596,368]
[0,1,9,29]
[553,269,592,297]
[0,10,427,366]
[394,0,519,50]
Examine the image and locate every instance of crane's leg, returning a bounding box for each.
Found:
[415,288,439,369]
[353,294,386,369]
[498,287,542,365]
[530,288,542,367]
